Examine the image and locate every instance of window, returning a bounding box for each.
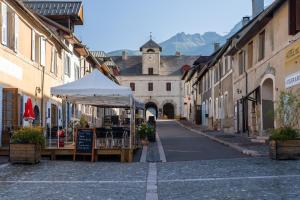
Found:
[247,41,253,69]
[148,68,153,75]
[289,0,300,35]
[1,3,7,46]
[35,34,40,63]
[130,82,135,91]
[74,64,80,80]
[64,54,71,76]
[40,37,46,66]
[166,82,171,91]
[224,57,228,72]
[219,62,223,79]
[238,51,244,75]
[1,4,18,51]
[50,47,58,75]
[14,13,19,52]
[148,82,153,91]
[258,30,265,61]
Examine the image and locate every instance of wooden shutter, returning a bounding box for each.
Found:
[31,29,35,61]
[296,0,300,31]
[50,46,54,73]
[289,0,300,35]
[2,88,18,145]
[1,3,7,45]
[14,13,19,52]
[7,6,14,50]
[35,34,40,63]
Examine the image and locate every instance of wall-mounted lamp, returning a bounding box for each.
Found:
[35,86,41,96]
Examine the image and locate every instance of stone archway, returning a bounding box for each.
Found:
[163,103,175,119]
[145,102,158,120]
[261,78,274,131]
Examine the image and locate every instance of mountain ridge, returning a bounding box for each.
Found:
[108,21,243,56]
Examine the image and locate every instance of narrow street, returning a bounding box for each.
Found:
[157,120,246,161]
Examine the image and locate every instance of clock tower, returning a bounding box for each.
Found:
[140,35,162,75]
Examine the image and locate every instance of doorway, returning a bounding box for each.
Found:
[163,103,175,119]
[145,102,158,120]
[261,78,274,131]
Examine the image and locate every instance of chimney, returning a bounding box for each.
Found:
[122,50,128,60]
[214,43,220,52]
[175,51,181,57]
[242,16,250,26]
[252,0,264,18]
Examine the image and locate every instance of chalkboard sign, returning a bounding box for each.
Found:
[74,128,95,162]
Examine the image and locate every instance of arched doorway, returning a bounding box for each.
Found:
[33,105,40,126]
[163,103,175,119]
[261,78,274,131]
[145,102,158,120]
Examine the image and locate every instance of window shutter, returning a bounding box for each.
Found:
[296,0,300,31]
[7,6,14,50]
[35,34,40,63]
[1,3,7,45]
[14,13,19,52]
[50,46,54,73]
[31,29,35,61]
[40,37,46,66]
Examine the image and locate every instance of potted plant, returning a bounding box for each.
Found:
[269,91,300,160]
[147,123,156,142]
[137,123,153,145]
[10,127,45,164]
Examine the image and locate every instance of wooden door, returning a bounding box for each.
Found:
[2,88,18,146]
[51,104,57,128]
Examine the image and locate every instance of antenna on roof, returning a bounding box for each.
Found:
[150,32,152,40]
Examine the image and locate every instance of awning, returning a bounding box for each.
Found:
[51,69,144,108]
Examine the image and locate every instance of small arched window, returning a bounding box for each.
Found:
[147,49,155,53]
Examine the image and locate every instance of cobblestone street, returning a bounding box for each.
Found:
[0,121,300,199]
[1,158,300,200]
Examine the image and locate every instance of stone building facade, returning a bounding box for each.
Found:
[112,39,198,119]
[227,0,300,138]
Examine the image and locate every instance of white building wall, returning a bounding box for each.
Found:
[119,75,183,118]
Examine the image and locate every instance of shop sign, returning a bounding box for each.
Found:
[286,40,300,63]
[285,71,300,88]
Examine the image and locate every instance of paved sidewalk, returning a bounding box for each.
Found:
[178,120,269,157]
[0,156,9,165]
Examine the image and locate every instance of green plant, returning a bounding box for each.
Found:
[137,123,154,140]
[270,90,300,140]
[79,115,89,128]
[269,127,299,141]
[11,127,45,147]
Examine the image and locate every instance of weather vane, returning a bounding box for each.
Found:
[150,32,152,40]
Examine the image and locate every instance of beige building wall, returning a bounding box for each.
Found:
[232,1,300,136]
[0,0,65,145]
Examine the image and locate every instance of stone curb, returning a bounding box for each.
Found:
[175,121,266,157]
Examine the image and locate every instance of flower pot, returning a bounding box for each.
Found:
[269,139,300,160]
[10,143,41,164]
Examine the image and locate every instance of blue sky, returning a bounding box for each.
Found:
[76,0,274,52]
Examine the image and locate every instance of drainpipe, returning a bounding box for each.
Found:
[41,65,45,127]
[244,50,249,136]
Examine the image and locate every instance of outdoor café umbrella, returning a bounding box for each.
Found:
[23,97,35,124]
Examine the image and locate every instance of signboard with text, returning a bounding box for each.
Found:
[285,71,300,88]
[73,128,95,162]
